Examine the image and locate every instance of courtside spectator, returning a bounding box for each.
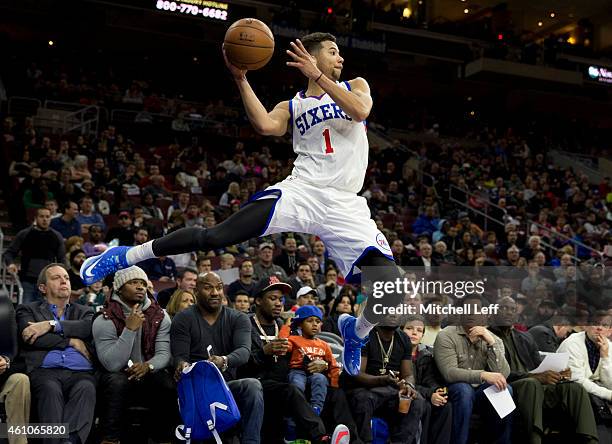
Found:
[240,276,356,443]
[50,201,81,239]
[156,267,198,309]
[404,317,452,444]
[17,264,96,444]
[343,319,423,444]
[280,305,340,415]
[434,295,513,444]
[171,272,264,443]
[421,295,444,347]
[93,266,177,444]
[254,243,288,282]
[491,297,597,444]
[528,316,572,353]
[557,311,612,406]
[4,208,65,303]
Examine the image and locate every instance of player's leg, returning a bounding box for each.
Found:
[320,192,403,376]
[337,251,403,376]
[80,198,276,285]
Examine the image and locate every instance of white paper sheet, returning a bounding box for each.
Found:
[530,352,569,374]
[484,386,516,419]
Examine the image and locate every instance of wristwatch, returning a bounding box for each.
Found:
[221,356,229,372]
[148,363,155,372]
[49,320,58,330]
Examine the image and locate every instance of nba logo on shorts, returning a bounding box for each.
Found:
[376,233,391,252]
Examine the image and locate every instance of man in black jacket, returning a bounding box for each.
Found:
[528,317,572,353]
[491,297,597,444]
[171,271,264,444]
[240,275,354,444]
[16,263,96,444]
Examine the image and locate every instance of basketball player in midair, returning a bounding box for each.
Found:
[81,33,404,375]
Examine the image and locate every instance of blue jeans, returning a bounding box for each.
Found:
[288,369,328,411]
[227,378,264,444]
[448,382,513,444]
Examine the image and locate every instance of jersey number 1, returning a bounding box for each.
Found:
[323,128,334,154]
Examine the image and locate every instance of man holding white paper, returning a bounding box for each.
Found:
[434,294,513,444]
[491,297,597,444]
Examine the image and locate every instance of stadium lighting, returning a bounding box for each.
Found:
[48,40,54,46]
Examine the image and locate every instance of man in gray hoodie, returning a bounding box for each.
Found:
[92,265,177,444]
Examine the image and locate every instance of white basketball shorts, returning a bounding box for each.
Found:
[250,176,394,283]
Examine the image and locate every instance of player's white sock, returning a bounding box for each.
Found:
[355,314,376,339]
[126,241,155,265]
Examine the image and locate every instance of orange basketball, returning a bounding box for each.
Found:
[223,18,274,70]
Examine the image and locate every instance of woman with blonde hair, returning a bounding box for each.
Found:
[166,289,195,319]
[219,181,241,207]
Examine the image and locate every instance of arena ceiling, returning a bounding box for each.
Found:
[373,0,612,43]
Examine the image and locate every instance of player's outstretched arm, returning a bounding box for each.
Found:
[223,47,290,136]
[286,39,372,122]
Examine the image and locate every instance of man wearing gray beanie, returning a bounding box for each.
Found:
[92,265,178,444]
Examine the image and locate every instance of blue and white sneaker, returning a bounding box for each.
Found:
[80,246,131,285]
[338,313,368,376]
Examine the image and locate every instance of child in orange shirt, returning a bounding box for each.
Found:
[280,305,340,415]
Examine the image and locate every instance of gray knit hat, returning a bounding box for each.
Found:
[113,266,148,290]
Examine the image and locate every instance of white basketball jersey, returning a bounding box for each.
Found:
[289,81,368,193]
